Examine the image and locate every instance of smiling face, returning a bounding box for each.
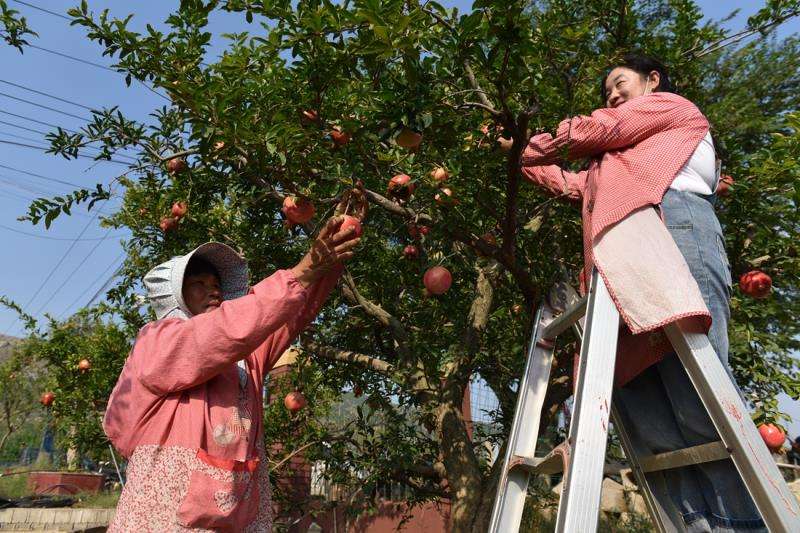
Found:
[182,272,223,315]
[603,66,660,108]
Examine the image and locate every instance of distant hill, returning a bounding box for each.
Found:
[0,334,21,364]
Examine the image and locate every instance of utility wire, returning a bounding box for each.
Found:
[10,0,70,21]
[0,130,138,162]
[0,222,125,241]
[0,78,94,110]
[4,197,110,335]
[0,90,91,121]
[59,251,126,318]
[0,137,132,165]
[0,119,48,135]
[31,225,115,317]
[27,44,171,103]
[0,109,77,133]
[0,162,85,188]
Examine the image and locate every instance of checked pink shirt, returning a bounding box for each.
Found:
[521,92,712,384]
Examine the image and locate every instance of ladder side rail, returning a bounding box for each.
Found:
[554,272,621,533]
[664,323,800,533]
[488,303,557,533]
[610,405,681,533]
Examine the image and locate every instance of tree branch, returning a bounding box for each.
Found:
[304,340,394,375]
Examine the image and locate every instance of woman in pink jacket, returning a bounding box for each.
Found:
[522,55,766,532]
[103,215,359,531]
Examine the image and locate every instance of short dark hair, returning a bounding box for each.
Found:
[600,53,673,103]
[185,256,220,280]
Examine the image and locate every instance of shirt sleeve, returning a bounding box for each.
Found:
[131,269,310,395]
[521,93,707,166]
[248,264,344,381]
[521,164,586,202]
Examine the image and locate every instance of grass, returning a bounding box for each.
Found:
[0,468,34,499]
[72,490,121,508]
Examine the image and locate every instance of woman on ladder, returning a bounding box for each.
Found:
[521,54,767,532]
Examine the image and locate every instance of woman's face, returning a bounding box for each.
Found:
[604,67,660,108]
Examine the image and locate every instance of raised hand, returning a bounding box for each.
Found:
[290,215,360,287]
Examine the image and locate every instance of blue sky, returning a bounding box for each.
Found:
[0,1,798,432]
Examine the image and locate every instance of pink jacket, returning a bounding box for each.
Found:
[521,92,709,283]
[521,92,711,384]
[104,267,341,531]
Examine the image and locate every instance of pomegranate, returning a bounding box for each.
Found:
[301,109,319,123]
[758,423,785,451]
[78,359,92,373]
[424,266,453,295]
[353,385,363,398]
[340,215,363,238]
[403,245,419,259]
[716,174,734,197]
[387,174,415,201]
[213,141,225,151]
[497,137,513,152]
[40,392,55,407]
[418,225,430,236]
[740,270,772,299]
[435,187,458,206]
[330,128,351,146]
[512,304,523,315]
[166,158,186,173]
[171,201,188,218]
[159,217,179,232]
[395,127,422,149]
[284,391,307,413]
[282,196,315,225]
[430,167,449,183]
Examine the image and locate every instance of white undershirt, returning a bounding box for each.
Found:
[670,132,719,195]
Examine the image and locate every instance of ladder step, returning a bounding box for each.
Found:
[542,294,588,340]
[509,441,570,476]
[638,441,730,473]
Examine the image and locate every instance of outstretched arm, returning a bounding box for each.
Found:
[522,93,708,166]
[521,164,586,202]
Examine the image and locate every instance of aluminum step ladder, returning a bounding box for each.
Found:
[489,270,800,533]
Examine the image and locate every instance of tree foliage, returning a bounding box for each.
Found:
[12,0,800,528]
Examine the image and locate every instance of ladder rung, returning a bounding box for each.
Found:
[638,440,730,473]
[509,442,571,476]
[542,295,588,340]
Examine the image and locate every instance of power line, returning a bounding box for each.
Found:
[31,226,116,318]
[0,108,77,133]
[0,78,94,110]
[10,0,70,21]
[59,251,126,318]
[0,222,125,241]
[27,44,171,103]
[0,90,91,121]
[0,162,86,188]
[0,137,132,165]
[0,119,48,135]
[4,197,110,335]
[0,129,138,162]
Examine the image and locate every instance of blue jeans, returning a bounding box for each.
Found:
[613,190,766,532]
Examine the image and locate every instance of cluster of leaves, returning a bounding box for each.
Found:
[0,0,36,52]
[5,0,798,528]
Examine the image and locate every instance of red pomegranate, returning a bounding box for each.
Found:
[166,158,186,173]
[740,270,772,299]
[330,128,351,146]
[424,266,453,295]
[418,225,430,236]
[716,174,734,197]
[284,391,307,413]
[159,217,179,232]
[171,201,188,218]
[403,245,419,259]
[301,109,319,123]
[40,392,55,407]
[282,196,315,225]
[758,423,785,451]
[430,167,449,183]
[395,128,422,149]
[340,215,363,238]
[78,359,92,373]
[387,174,415,201]
[435,187,458,206]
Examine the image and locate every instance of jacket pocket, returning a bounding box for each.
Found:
[176,451,260,531]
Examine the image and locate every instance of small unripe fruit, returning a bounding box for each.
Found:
[403,245,419,259]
